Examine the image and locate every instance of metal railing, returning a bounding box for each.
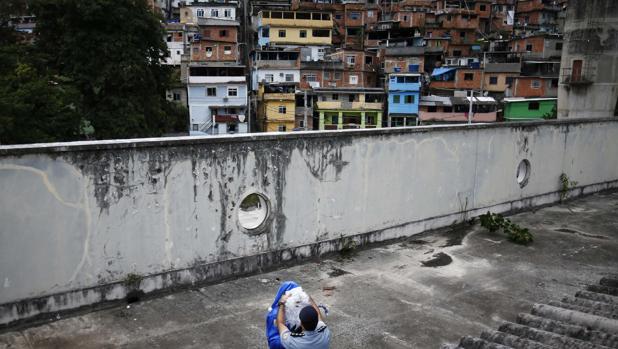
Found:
[561,67,594,86]
[199,119,214,134]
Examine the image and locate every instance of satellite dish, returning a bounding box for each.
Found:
[238,115,246,122]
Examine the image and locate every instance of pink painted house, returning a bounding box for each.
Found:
[419,95,498,124]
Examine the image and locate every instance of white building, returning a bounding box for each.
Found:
[187,65,249,135]
[251,50,301,90]
[180,2,238,25]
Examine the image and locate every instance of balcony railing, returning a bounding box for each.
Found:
[263,93,295,101]
[316,101,383,110]
[561,67,594,86]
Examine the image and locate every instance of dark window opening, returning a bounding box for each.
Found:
[464,73,474,81]
[312,29,330,37]
[528,102,540,110]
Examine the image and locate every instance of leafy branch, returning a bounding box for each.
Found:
[479,212,533,245]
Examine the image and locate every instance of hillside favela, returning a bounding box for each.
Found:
[0,0,617,348]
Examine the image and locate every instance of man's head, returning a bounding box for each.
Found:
[299,305,319,331]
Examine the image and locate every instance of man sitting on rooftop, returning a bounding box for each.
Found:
[276,293,331,349]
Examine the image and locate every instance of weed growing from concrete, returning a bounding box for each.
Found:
[479,212,533,245]
[123,273,143,287]
[559,173,578,202]
[338,236,358,260]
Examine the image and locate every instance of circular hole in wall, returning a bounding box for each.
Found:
[238,193,270,231]
[516,159,531,188]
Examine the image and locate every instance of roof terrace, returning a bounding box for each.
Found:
[0,191,616,347]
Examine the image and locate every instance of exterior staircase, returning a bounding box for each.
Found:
[443,276,618,349]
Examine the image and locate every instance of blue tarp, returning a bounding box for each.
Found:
[431,67,456,77]
[265,281,300,349]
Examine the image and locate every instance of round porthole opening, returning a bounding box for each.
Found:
[238,193,270,231]
[516,159,531,188]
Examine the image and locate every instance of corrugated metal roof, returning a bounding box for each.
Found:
[503,97,557,102]
[420,95,452,106]
[431,67,456,76]
[197,18,240,26]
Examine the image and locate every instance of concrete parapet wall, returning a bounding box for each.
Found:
[1,119,618,327]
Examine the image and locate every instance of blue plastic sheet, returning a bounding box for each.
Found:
[265,281,300,349]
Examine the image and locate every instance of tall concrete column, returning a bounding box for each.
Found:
[361,111,366,128]
[319,111,325,130]
[377,112,383,128]
[338,111,343,130]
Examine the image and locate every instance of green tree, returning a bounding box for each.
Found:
[31,0,184,140]
[0,0,83,144]
[0,0,187,144]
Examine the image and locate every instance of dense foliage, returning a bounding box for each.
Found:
[0,0,187,144]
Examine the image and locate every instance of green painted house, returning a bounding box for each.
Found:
[503,98,557,121]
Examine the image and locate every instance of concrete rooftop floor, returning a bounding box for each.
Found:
[1,191,618,349]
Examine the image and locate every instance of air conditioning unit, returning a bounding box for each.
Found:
[223,97,229,102]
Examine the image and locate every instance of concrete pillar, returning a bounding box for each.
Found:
[319,111,325,130]
[338,111,343,130]
[361,111,366,128]
[377,112,383,128]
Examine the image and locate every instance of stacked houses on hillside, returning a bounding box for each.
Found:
[157,0,568,133]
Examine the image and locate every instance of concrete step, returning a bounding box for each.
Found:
[517,313,588,338]
[480,330,552,349]
[516,313,618,348]
[587,285,618,297]
[459,336,515,349]
[445,279,618,349]
[531,304,618,334]
[497,322,609,349]
[575,291,618,306]
[600,277,618,289]
[561,296,618,319]
[548,300,617,319]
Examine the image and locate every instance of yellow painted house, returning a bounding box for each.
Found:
[258,84,296,132]
[258,10,333,46]
[315,88,385,130]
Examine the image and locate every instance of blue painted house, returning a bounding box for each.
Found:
[387,73,421,127]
